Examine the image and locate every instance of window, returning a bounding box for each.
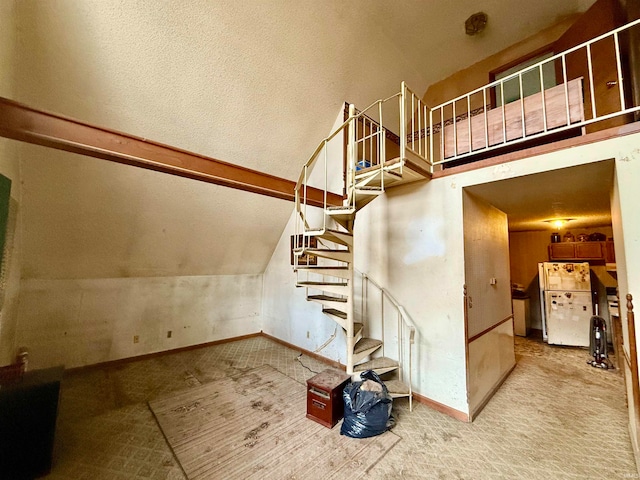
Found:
[493,52,557,107]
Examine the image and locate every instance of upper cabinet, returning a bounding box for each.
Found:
[604,241,616,264]
[549,241,615,263]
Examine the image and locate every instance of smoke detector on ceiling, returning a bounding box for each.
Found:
[465,12,488,36]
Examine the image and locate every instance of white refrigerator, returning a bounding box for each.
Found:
[538,262,593,347]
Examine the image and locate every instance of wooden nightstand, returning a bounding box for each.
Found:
[306,369,351,428]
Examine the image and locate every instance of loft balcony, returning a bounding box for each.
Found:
[413,18,640,171]
[294,20,640,239]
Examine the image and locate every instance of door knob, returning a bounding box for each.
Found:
[606,80,618,88]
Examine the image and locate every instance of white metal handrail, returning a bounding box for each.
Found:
[401,82,432,167]
[427,19,640,166]
[293,94,401,261]
[359,270,416,411]
[295,20,640,217]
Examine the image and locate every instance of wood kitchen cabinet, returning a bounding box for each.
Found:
[605,241,616,263]
[574,242,604,259]
[548,243,576,259]
[548,241,614,262]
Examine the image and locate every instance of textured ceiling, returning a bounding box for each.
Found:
[3,0,598,278]
[465,160,615,231]
[7,0,596,179]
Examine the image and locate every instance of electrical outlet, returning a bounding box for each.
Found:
[133,335,139,344]
[306,331,310,339]
[167,330,172,338]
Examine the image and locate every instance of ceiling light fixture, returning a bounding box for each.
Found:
[544,218,574,229]
[465,12,488,36]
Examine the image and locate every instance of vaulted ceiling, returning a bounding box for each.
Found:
[0,0,596,279]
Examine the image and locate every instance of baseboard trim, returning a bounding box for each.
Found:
[264,333,475,423]
[260,332,347,371]
[64,331,347,375]
[64,332,263,375]
[412,391,470,422]
[62,331,472,425]
[469,361,517,422]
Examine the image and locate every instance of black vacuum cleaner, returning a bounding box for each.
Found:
[587,293,613,369]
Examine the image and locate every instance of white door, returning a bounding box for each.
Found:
[546,290,592,347]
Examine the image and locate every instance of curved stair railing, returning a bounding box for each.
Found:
[292,84,431,408]
[291,20,640,412]
[357,270,417,411]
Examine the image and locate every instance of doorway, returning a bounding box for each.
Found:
[462,159,621,418]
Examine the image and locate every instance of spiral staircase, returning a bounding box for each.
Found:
[292,89,432,407]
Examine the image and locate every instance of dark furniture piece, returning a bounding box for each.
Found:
[306,369,351,428]
[0,365,64,479]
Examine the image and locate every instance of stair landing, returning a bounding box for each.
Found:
[354,151,431,190]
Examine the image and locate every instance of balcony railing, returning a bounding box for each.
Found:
[294,20,640,239]
[422,19,640,168]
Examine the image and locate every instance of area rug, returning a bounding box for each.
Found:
[149,365,400,480]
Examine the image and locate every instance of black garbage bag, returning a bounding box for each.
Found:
[340,370,393,438]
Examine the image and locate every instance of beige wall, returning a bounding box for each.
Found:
[11,142,278,369]
[0,1,16,98]
[1,1,300,368]
[2,1,445,369]
[422,16,580,108]
[18,145,288,280]
[0,1,22,365]
[17,275,262,370]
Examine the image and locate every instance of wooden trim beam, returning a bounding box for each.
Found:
[468,315,514,343]
[0,97,343,208]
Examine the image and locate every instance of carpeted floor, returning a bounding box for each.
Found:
[44,334,637,479]
[149,364,399,479]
